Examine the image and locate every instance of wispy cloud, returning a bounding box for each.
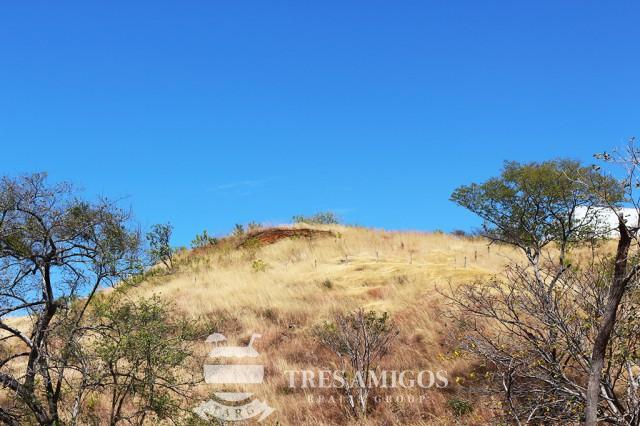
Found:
[206,178,272,195]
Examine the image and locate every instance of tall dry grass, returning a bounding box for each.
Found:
[126,225,521,425]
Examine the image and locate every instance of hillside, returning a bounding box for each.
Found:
[129,225,519,425]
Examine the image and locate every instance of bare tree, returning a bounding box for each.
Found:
[0,173,142,425]
[448,258,640,425]
[584,141,640,425]
[314,309,398,418]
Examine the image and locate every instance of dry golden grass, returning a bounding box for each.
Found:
[1,226,621,424]
[126,225,521,425]
[140,225,514,319]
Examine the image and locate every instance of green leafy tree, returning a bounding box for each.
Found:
[147,223,174,270]
[451,159,622,265]
[87,295,199,426]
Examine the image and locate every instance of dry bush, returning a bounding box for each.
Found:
[314,309,399,418]
[448,257,640,425]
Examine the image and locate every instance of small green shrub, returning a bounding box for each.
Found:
[191,230,218,249]
[451,229,467,237]
[233,223,245,237]
[447,398,473,417]
[252,259,268,272]
[321,279,333,289]
[247,221,262,231]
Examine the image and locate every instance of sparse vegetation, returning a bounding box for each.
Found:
[247,221,262,231]
[191,229,218,249]
[292,211,340,225]
[233,223,245,236]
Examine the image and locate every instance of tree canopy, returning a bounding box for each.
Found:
[450,159,623,262]
[0,173,143,425]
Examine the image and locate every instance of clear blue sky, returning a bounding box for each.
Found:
[1,1,638,246]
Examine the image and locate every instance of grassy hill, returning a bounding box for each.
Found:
[128,224,519,425]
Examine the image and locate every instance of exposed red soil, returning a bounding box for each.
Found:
[237,227,335,248]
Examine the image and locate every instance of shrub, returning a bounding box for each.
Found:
[451,229,467,237]
[314,309,398,418]
[191,230,218,249]
[263,307,278,321]
[448,398,473,417]
[233,223,245,237]
[252,259,268,272]
[247,221,262,231]
[292,211,340,225]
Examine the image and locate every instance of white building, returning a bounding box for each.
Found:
[573,206,640,237]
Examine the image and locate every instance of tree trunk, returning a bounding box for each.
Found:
[585,218,632,425]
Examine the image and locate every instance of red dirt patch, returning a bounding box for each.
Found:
[237,227,335,248]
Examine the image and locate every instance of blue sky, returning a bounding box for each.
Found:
[1,1,638,246]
